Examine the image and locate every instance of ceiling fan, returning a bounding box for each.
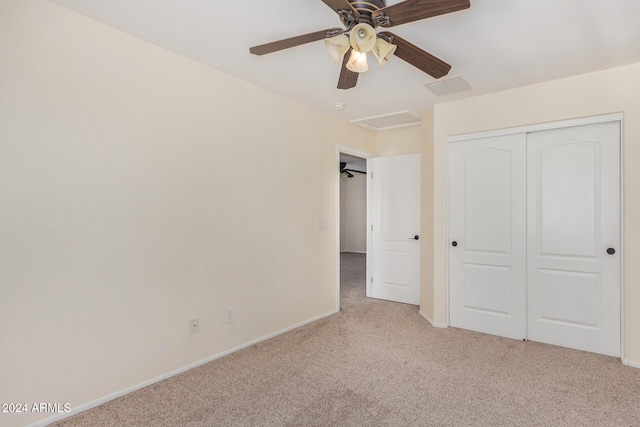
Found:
[340,162,366,178]
[249,0,470,90]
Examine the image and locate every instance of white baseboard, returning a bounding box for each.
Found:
[419,310,448,329]
[419,313,638,367]
[32,309,339,427]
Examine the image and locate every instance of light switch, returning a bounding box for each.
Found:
[316,219,327,231]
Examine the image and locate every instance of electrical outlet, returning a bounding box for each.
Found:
[189,318,199,334]
[225,307,235,324]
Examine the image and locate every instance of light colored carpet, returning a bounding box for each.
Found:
[52,252,640,426]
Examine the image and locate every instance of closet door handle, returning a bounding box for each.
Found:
[409,235,419,240]
[607,248,616,255]
[452,241,458,247]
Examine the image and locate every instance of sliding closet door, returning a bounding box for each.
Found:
[449,134,527,340]
[526,122,620,357]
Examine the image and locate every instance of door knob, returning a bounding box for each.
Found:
[409,235,419,240]
[452,241,458,247]
[607,248,616,255]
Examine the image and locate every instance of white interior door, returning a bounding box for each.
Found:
[449,134,527,339]
[526,122,620,357]
[369,154,421,305]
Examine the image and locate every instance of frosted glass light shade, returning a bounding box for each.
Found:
[349,23,376,53]
[372,38,397,66]
[346,50,368,73]
[324,34,350,63]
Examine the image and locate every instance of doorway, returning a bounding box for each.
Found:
[335,147,422,309]
[339,154,368,255]
[338,150,369,309]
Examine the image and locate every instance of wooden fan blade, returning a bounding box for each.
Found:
[337,48,358,90]
[250,28,343,55]
[373,0,470,28]
[379,31,451,79]
[321,0,360,21]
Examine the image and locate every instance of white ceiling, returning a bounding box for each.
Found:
[49,0,640,124]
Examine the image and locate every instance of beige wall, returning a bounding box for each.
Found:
[422,62,640,364]
[0,1,375,426]
[376,125,423,156]
[419,109,436,322]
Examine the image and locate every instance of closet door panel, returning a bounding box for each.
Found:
[536,142,598,258]
[527,122,620,357]
[449,134,527,340]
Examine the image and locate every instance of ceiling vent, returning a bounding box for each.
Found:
[425,76,472,96]
[351,110,420,132]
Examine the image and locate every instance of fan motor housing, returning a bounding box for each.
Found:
[342,0,386,26]
[349,0,386,14]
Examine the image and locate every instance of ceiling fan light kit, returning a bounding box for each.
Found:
[346,49,369,73]
[349,23,377,53]
[324,34,351,63]
[372,37,396,66]
[250,0,471,89]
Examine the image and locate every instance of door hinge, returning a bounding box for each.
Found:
[371,225,373,231]
[371,172,373,179]
[371,277,373,284]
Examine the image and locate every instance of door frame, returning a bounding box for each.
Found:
[446,112,624,357]
[335,145,374,311]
